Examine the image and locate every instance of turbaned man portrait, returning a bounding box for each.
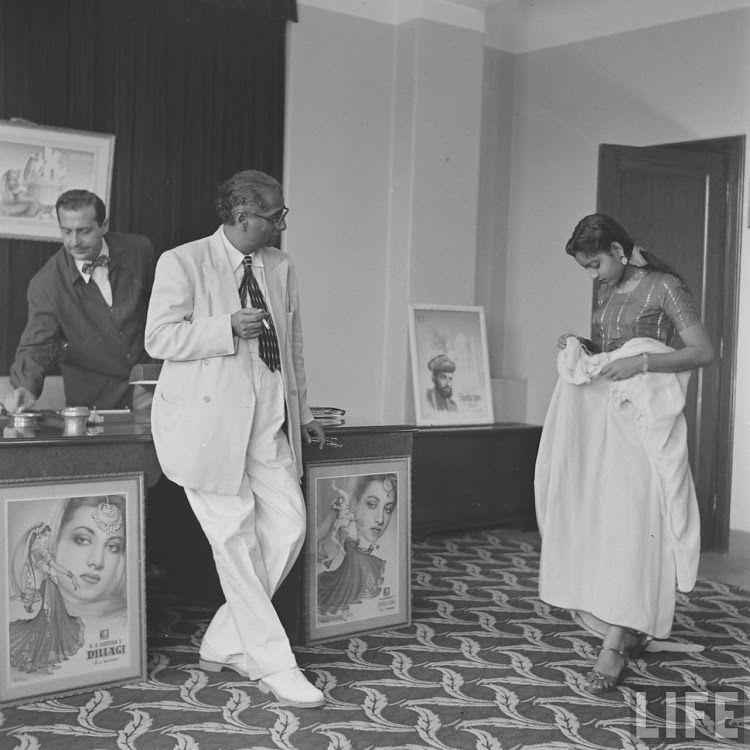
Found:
[425,353,458,412]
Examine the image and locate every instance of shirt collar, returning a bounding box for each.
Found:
[74,239,110,280]
[220,226,264,271]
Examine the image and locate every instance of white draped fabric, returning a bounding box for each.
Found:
[535,338,701,639]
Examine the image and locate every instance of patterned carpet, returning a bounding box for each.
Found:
[1,528,750,750]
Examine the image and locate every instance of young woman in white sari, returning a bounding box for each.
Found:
[535,214,713,693]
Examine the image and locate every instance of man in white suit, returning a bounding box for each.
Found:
[145,169,326,708]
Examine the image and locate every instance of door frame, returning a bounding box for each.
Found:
[656,136,745,553]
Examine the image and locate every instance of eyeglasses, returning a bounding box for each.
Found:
[245,207,289,229]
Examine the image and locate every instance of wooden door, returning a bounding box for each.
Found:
[597,144,728,549]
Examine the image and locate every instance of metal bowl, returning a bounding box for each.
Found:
[60,406,91,436]
[59,406,91,419]
[9,411,43,428]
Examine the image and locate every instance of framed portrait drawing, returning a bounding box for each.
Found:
[0,473,145,706]
[304,458,411,643]
[0,120,115,241]
[408,303,494,426]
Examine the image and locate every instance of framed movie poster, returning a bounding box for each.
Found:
[408,303,494,426]
[0,120,115,241]
[304,458,411,643]
[0,473,145,706]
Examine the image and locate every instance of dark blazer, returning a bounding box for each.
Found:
[9,232,155,409]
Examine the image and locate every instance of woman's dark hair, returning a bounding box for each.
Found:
[565,213,678,276]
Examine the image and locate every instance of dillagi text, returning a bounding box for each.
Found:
[87,638,125,660]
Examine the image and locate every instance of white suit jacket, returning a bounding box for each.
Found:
[145,228,313,494]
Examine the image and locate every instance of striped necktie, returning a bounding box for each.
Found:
[239,255,281,371]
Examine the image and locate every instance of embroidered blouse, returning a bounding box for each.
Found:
[592,270,700,353]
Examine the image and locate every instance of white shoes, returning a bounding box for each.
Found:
[199,660,325,708]
[198,658,251,678]
[258,667,326,708]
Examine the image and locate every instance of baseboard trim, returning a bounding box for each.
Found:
[729,528,750,556]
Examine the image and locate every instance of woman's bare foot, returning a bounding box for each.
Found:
[594,641,626,677]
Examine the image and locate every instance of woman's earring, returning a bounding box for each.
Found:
[620,255,628,265]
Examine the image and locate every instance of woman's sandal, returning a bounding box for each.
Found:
[628,634,651,659]
[627,630,653,659]
[583,645,628,693]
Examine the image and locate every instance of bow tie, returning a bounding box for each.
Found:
[82,254,109,274]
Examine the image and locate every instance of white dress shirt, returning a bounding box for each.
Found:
[220,227,275,358]
[75,240,112,307]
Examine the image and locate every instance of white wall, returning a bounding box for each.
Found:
[287,3,750,533]
[496,9,750,528]
[475,46,514,376]
[487,0,750,53]
[389,19,484,422]
[285,4,484,422]
[284,7,395,421]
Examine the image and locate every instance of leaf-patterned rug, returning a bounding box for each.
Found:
[1,529,749,750]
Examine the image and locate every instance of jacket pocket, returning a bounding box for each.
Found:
[160,390,185,406]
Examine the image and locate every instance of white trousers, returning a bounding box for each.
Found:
[184,354,306,679]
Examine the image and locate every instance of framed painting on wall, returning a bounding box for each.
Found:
[408,303,494,426]
[0,472,146,706]
[304,458,411,643]
[0,120,115,241]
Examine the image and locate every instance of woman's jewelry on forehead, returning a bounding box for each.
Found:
[382,477,395,497]
[91,498,124,535]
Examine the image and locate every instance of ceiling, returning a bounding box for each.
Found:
[298,0,750,52]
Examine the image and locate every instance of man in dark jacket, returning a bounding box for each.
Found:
[4,189,154,412]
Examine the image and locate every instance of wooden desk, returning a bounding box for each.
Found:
[284,421,541,642]
[0,413,161,486]
[411,422,542,538]
[1,416,540,646]
[304,421,542,540]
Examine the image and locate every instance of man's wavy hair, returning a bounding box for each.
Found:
[55,189,106,225]
[215,170,282,225]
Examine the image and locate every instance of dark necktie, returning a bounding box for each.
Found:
[239,255,280,371]
[82,254,109,274]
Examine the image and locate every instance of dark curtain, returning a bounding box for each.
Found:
[0,0,295,373]
[199,0,297,20]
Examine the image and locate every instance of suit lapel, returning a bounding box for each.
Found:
[204,229,240,314]
[200,233,288,320]
[261,250,288,332]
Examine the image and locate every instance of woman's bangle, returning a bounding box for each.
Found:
[640,353,649,373]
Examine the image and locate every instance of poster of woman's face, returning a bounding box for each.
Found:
[305,458,411,643]
[0,474,145,706]
[54,498,127,604]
